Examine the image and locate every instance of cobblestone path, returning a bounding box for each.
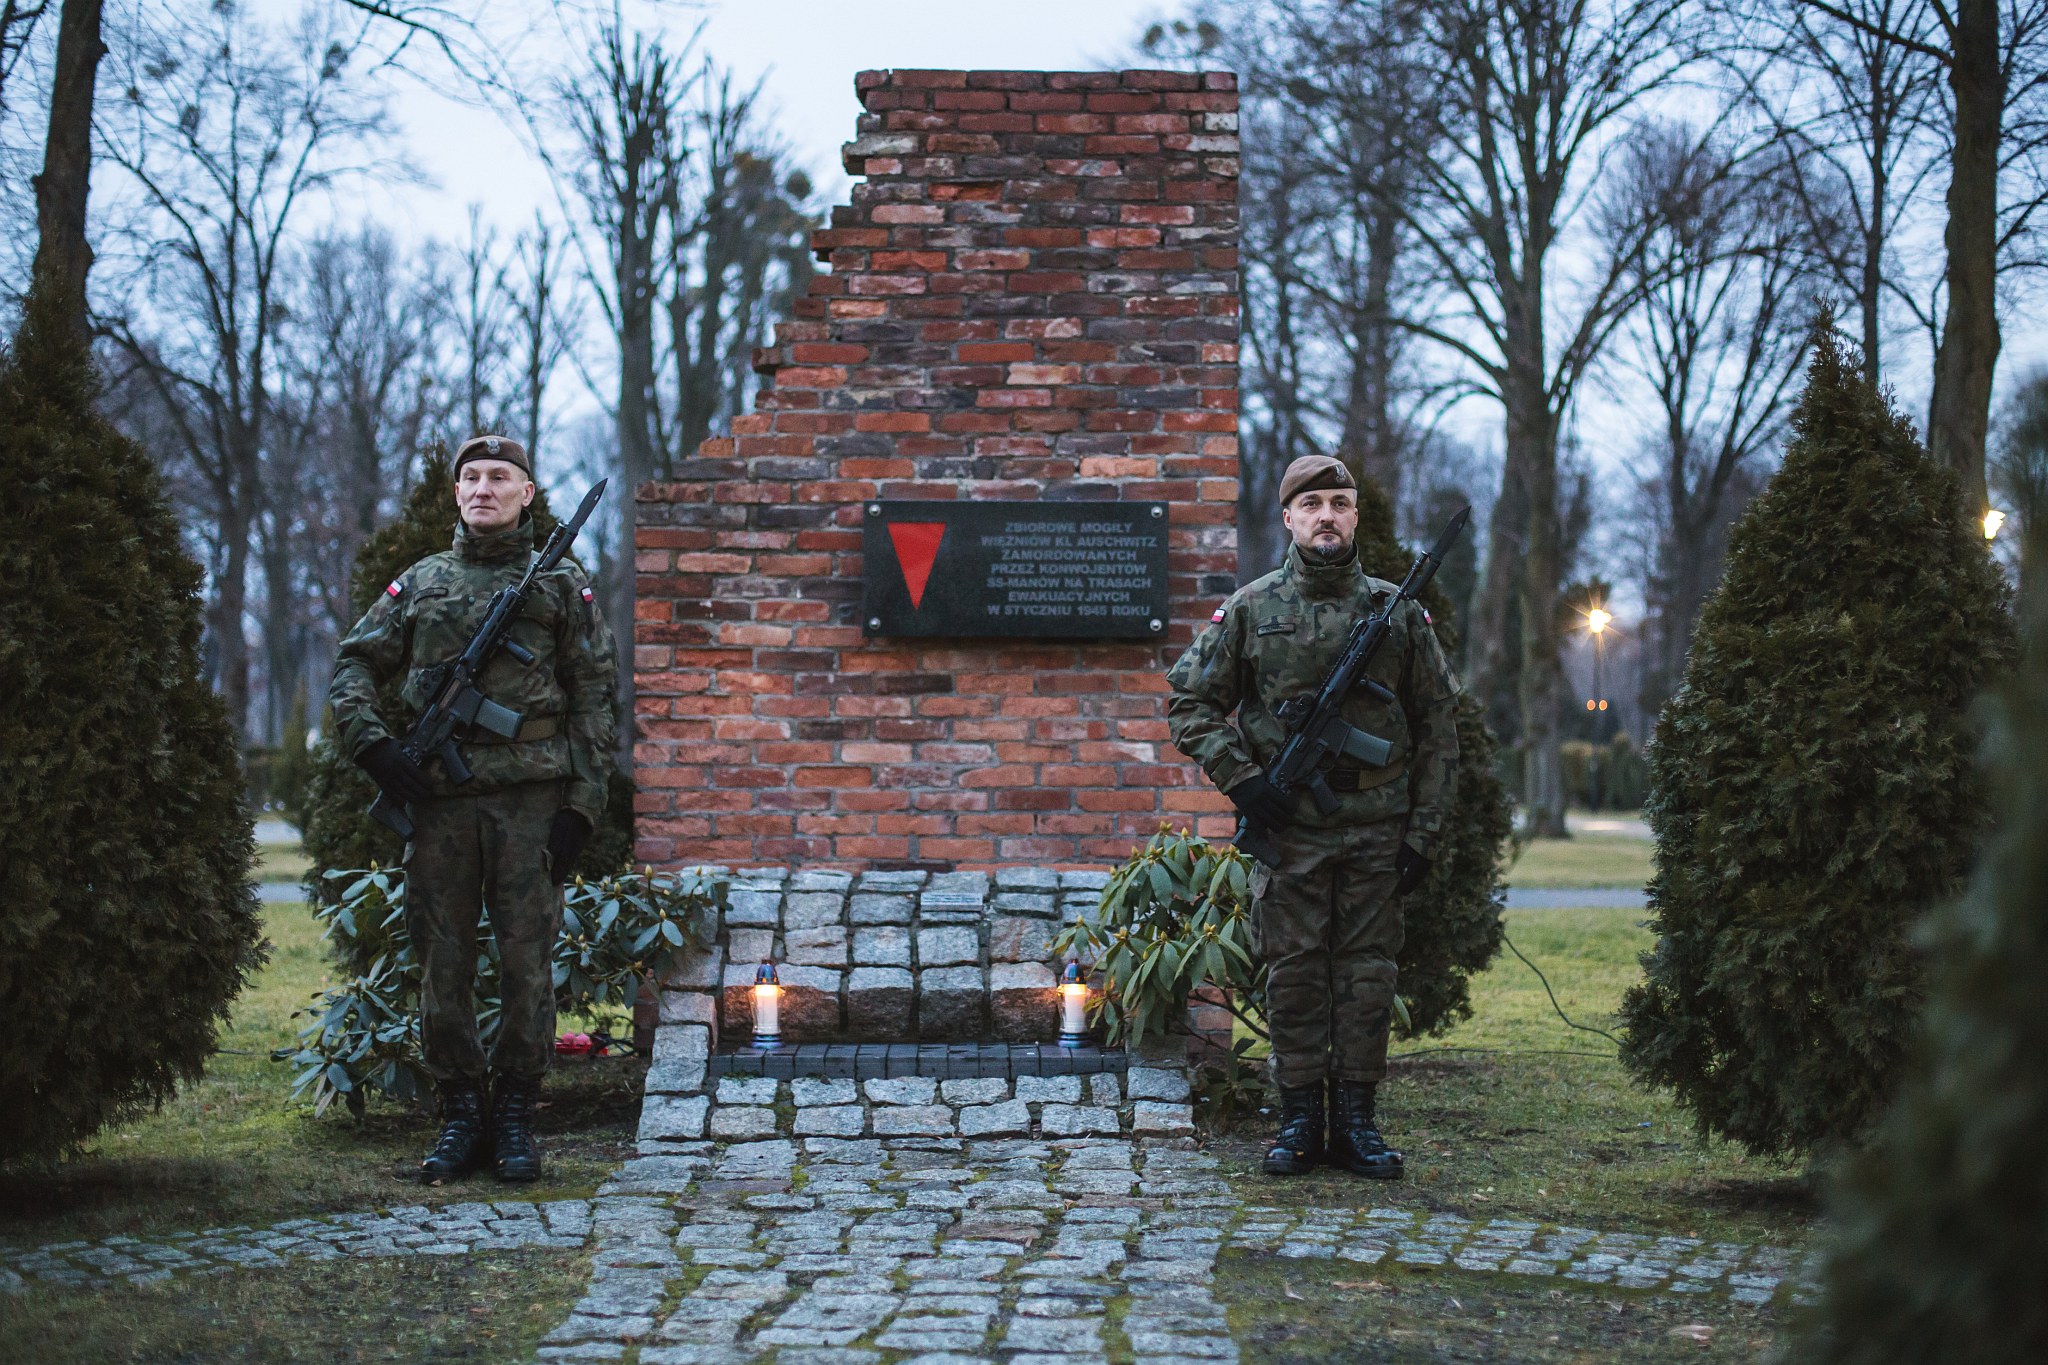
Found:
[3,1140,1807,1362]
[537,1137,1806,1363]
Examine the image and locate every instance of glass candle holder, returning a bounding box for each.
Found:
[752,962,783,1050]
[1058,960,1089,1047]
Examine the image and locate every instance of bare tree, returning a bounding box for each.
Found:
[510,214,575,472]
[1396,0,1697,834]
[99,4,388,737]
[26,0,98,344]
[1609,126,1816,715]
[0,0,51,119]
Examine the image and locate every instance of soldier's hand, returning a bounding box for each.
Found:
[547,809,591,885]
[1226,773,1295,830]
[1395,842,1430,895]
[358,738,431,805]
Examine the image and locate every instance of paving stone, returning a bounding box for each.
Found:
[796,1106,867,1137]
[793,1077,860,1106]
[864,1076,940,1105]
[1126,1066,1193,1102]
[940,1078,1011,1105]
[709,1107,780,1140]
[716,1077,780,1105]
[1132,1102,1196,1135]
[871,1105,958,1137]
[1039,1105,1121,1137]
[1014,1075,1083,1104]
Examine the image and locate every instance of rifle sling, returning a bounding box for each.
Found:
[467,714,563,745]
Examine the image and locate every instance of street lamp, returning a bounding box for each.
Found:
[1985,508,2007,540]
[1585,608,1613,740]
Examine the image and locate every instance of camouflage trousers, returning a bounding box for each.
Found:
[405,780,565,1085]
[1251,817,1407,1090]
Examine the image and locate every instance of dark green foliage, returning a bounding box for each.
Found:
[299,449,630,898]
[0,289,263,1162]
[1619,326,2016,1158]
[1561,734,1650,811]
[1791,524,2048,1363]
[1355,478,1512,1035]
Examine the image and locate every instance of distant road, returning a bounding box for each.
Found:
[1504,887,1647,909]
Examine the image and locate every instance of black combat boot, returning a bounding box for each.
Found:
[1262,1083,1326,1176]
[420,1080,488,1183]
[1328,1079,1404,1179]
[490,1074,544,1183]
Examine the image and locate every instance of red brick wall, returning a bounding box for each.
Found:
[633,68,1241,870]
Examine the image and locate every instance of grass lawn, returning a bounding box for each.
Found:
[1506,835,1654,890]
[1208,908,1813,1249]
[0,886,646,1250]
[0,1247,591,1364]
[256,839,311,885]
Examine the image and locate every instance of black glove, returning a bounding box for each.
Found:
[1226,773,1296,830]
[546,809,591,885]
[357,737,431,805]
[1395,842,1431,895]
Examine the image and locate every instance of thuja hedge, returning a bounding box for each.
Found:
[0,288,263,1161]
[1619,324,2015,1158]
[1794,523,2048,1362]
[299,445,633,897]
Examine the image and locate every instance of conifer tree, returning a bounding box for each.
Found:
[1618,322,2015,1157]
[1790,521,2048,1362]
[1354,479,1512,1034]
[300,446,633,911]
[1792,523,2048,1362]
[0,287,264,1161]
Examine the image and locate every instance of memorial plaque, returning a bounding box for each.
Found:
[862,500,1170,640]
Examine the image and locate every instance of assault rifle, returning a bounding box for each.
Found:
[368,479,608,840]
[1234,505,1471,868]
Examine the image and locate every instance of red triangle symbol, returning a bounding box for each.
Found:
[887,522,947,610]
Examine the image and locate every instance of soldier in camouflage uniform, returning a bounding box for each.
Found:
[329,434,617,1183]
[1167,454,1459,1179]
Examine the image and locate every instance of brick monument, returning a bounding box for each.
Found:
[633,67,1242,872]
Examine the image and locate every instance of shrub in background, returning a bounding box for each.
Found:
[278,864,724,1113]
[299,444,633,896]
[1792,525,2048,1361]
[0,289,263,1161]
[1560,733,1649,811]
[1619,324,2016,1158]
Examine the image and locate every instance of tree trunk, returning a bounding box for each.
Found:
[1927,0,2002,517]
[1467,451,1526,727]
[30,0,105,347]
[1507,367,1567,838]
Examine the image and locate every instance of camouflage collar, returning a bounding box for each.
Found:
[1284,542,1364,601]
[453,513,536,566]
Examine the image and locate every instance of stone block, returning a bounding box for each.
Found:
[724,889,782,927]
[956,1100,1032,1137]
[989,916,1055,963]
[1132,1101,1195,1135]
[794,1106,866,1137]
[784,892,847,930]
[852,926,910,966]
[916,966,987,1040]
[1060,870,1112,891]
[785,925,849,966]
[870,1105,956,1137]
[864,1077,938,1106]
[992,892,1058,916]
[845,966,914,1036]
[734,867,789,885]
[777,965,844,1037]
[658,990,716,1026]
[791,870,854,892]
[716,1076,779,1105]
[709,1106,780,1139]
[661,944,723,990]
[1125,1066,1192,1102]
[926,869,989,896]
[636,1094,709,1141]
[989,961,1059,1043]
[1088,1073,1122,1106]
[849,893,914,926]
[645,1023,710,1094]
[916,926,980,968]
[995,867,1060,890]
[726,928,775,965]
[792,1077,859,1106]
[1014,1074,1082,1104]
[856,870,926,890]
[940,1078,1010,1105]
[1039,1105,1121,1137]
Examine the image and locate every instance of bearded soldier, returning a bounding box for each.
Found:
[1166,454,1460,1178]
[329,435,618,1183]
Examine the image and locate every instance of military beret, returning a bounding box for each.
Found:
[1278,453,1356,508]
[453,433,532,479]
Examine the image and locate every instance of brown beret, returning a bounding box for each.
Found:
[453,433,531,479]
[1278,453,1356,508]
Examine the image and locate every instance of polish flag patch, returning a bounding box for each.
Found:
[385,580,403,598]
[1210,604,1227,624]
[581,586,595,603]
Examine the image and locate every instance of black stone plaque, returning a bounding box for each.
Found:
[861,500,1170,640]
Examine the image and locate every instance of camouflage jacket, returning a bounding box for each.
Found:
[1165,543,1461,853]
[328,514,618,825]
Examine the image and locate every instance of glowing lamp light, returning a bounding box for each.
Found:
[1058,961,1090,1048]
[752,962,783,1050]
[1985,508,2007,540]
[1587,607,1611,635]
